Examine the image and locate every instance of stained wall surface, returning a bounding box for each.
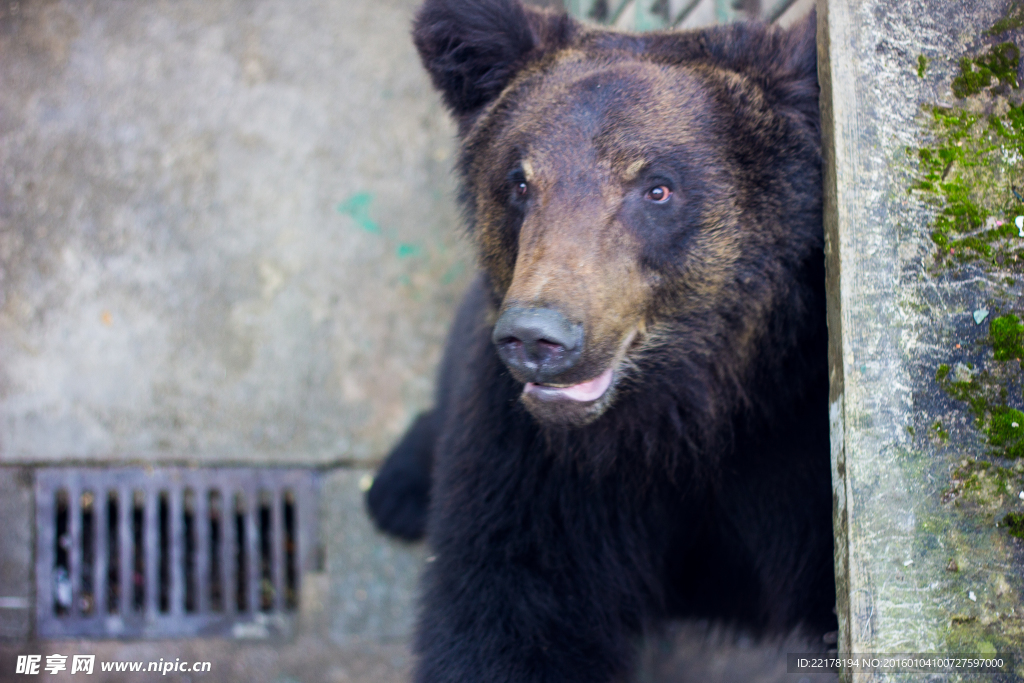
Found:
[0,0,470,467]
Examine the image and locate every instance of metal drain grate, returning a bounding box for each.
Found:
[35,468,318,639]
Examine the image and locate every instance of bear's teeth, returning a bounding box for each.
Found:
[526,367,613,402]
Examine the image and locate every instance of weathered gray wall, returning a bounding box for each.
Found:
[820,0,1024,675]
[0,0,470,466]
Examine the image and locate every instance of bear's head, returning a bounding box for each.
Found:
[416,0,822,429]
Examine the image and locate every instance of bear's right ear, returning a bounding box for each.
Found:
[413,0,576,119]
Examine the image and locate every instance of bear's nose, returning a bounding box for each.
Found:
[492,307,583,384]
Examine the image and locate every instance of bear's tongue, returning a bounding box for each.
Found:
[524,367,613,403]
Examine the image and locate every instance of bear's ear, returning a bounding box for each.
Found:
[413,0,576,118]
[778,9,817,90]
[771,9,819,132]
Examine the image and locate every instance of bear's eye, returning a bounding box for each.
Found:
[645,185,672,203]
[507,169,529,203]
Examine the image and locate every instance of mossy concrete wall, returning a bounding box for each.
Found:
[820,0,1024,677]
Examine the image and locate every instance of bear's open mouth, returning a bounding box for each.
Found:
[523,367,614,403]
[520,328,639,406]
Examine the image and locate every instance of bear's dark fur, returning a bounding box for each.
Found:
[366,1,835,680]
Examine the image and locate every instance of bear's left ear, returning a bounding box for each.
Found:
[779,9,817,89]
[772,9,819,133]
[413,0,576,119]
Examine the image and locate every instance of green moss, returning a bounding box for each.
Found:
[1003,511,1024,537]
[951,42,1021,98]
[910,102,1024,268]
[987,1,1024,36]
[946,458,1024,507]
[910,96,1024,271]
[948,615,1024,678]
[937,365,1024,459]
[989,406,1024,457]
[917,54,929,78]
[941,462,1024,671]
[936,366,989,419]
[991,313,1024,360]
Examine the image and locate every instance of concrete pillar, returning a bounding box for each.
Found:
[819,0,1024,677]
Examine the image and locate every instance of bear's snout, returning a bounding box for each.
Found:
[492,306,583,384]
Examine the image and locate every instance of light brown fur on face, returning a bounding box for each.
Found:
[462,56,751,424]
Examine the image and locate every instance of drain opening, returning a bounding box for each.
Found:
[208,490,223,612]
[54,489,70,615]
[234,493,247,613]
[80,491,95,615]
[36,468,317,638]
[259,491,274,612]
[132,490,145,612]
[106,491,119,614]
[158,491,170,613]
[183,489,196,613]
[283,490,298,610]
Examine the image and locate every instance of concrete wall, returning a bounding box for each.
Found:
[0,0,467,666]
[0,0,470,467]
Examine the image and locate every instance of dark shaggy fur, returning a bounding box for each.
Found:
[366,2,834,681]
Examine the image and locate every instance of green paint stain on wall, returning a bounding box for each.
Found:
[338,192,381,234]
[397,243,421,258]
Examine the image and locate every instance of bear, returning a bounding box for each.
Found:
[365,0,836,680]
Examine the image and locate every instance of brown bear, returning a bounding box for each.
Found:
[366,1,835,680]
